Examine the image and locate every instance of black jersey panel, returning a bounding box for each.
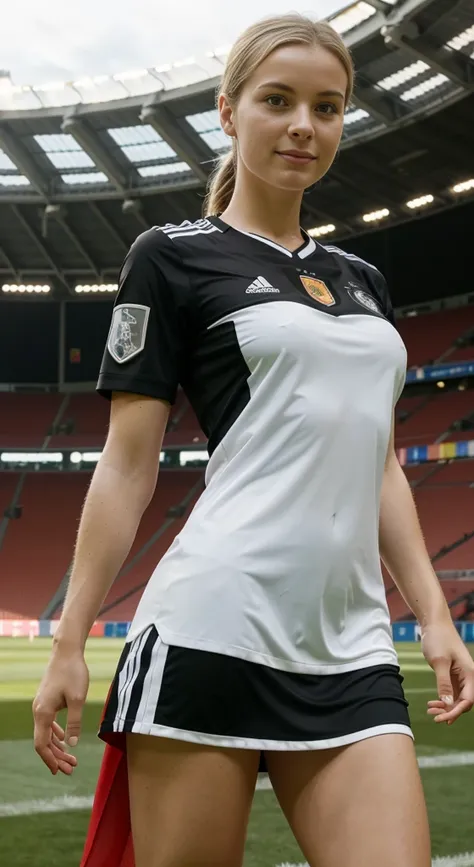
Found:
[181,320,252,457]
[96,229,191,404]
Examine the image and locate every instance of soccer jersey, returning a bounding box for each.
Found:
[97,216,407,675]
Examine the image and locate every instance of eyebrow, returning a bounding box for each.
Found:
[257,81,345,100]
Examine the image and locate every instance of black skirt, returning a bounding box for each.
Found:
[99,624,412,773]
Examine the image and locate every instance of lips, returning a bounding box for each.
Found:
[277,152,316,166]
[277,151,316,160]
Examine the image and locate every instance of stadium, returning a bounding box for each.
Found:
[0,0,474,864]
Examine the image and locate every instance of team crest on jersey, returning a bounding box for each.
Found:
[107,304,150,364]
[300,276,335,307]
[347,287,381,314]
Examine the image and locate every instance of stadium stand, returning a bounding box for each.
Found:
[395,390,474,446]
[0,469,203,620]
[0,393,62,448]
[397,307,474,367]
[2,292,474,625]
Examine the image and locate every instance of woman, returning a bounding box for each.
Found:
[33,13,474,867]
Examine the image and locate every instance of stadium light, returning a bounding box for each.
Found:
[329,2,376,36]
[446,25,474,52]
[61,172,109,185]
[69,449,167,464]
[0,452,63,463]
[2,284,50,294]
[75,284,117,294]
[406,195,434,210]
[362,208,390,223]
[377,61,430,92]
[0,175,30,186]
[180,450,208,466]
[307,224,336,238]
[400,74,449,102]
[451,179,474,195]
[344,108,370,125]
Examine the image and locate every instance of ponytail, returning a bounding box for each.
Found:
[203,143,237,217]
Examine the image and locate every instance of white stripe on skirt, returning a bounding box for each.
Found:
[132,633,169,733]
[115,625,153,731]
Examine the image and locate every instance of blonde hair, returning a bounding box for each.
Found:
[203,13,354,217]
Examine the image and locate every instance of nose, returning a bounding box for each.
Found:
[288,106,314,140]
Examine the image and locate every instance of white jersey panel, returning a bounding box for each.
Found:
[128,300,407,674]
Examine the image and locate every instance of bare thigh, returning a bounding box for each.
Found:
[126,733,260,867]
[265,734,431,867]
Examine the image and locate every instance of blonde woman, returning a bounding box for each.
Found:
[33,13,474,867]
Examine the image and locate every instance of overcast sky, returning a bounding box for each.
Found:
[1,0,347,85]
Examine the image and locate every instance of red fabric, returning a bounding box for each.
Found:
[80,742,134,867]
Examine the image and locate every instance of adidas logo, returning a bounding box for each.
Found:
[246,276,280,294]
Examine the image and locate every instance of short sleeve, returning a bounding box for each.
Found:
[96,229,185,404]
[373,271,397,329]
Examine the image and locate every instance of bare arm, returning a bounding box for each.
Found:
[379,412,474,722]
[54,391,170,652]
[379,414,448,626]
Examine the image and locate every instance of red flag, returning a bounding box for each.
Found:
[80,741,134,867]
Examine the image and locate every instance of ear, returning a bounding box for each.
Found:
[218,93,237,138]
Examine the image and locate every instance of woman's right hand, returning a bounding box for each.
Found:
[32,644,90,775]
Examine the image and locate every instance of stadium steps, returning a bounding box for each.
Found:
[396,391,474,448]
[0,473,92,618]
[0,393,71,559]
[398,306,474,367]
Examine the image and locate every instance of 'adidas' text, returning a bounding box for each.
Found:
[246,276,280,294]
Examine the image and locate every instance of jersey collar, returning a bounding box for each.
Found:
[208,215,316,260]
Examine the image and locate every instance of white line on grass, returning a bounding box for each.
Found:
[0,794,93,817]
[277,856,474,867]
[418,753,474,769]
[1,753,474,816]
[433,855,474,867]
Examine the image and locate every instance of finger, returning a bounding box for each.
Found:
[52,721,65,740]
[50,747,77,775]
[427,698,453,716]
[65,700,83,747]
[431,658,454,706]
[55,756,75,775]
[433,699,473,723]
[51,735,78,765]
[34,742,59,775]
[33,712,59,773]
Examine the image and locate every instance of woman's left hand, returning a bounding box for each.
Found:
[421,618,474,725]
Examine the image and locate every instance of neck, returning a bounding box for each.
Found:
[220,168,304,243]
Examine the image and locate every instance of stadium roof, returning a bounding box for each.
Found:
[0,0,473,302]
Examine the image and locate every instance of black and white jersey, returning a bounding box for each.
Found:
[97,216,407,674]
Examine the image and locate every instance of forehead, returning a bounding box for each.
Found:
[248,42,348,93]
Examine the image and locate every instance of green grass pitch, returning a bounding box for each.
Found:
[0,638,473,866]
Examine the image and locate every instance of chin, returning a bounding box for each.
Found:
[274,175,313,192]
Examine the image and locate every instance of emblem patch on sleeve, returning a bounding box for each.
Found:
[347,287,381,314]
[106,303,150,364]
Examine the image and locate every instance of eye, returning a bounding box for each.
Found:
[317,103,339,115]
[265,94,287,108]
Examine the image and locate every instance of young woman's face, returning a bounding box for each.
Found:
[220,42,348,193]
